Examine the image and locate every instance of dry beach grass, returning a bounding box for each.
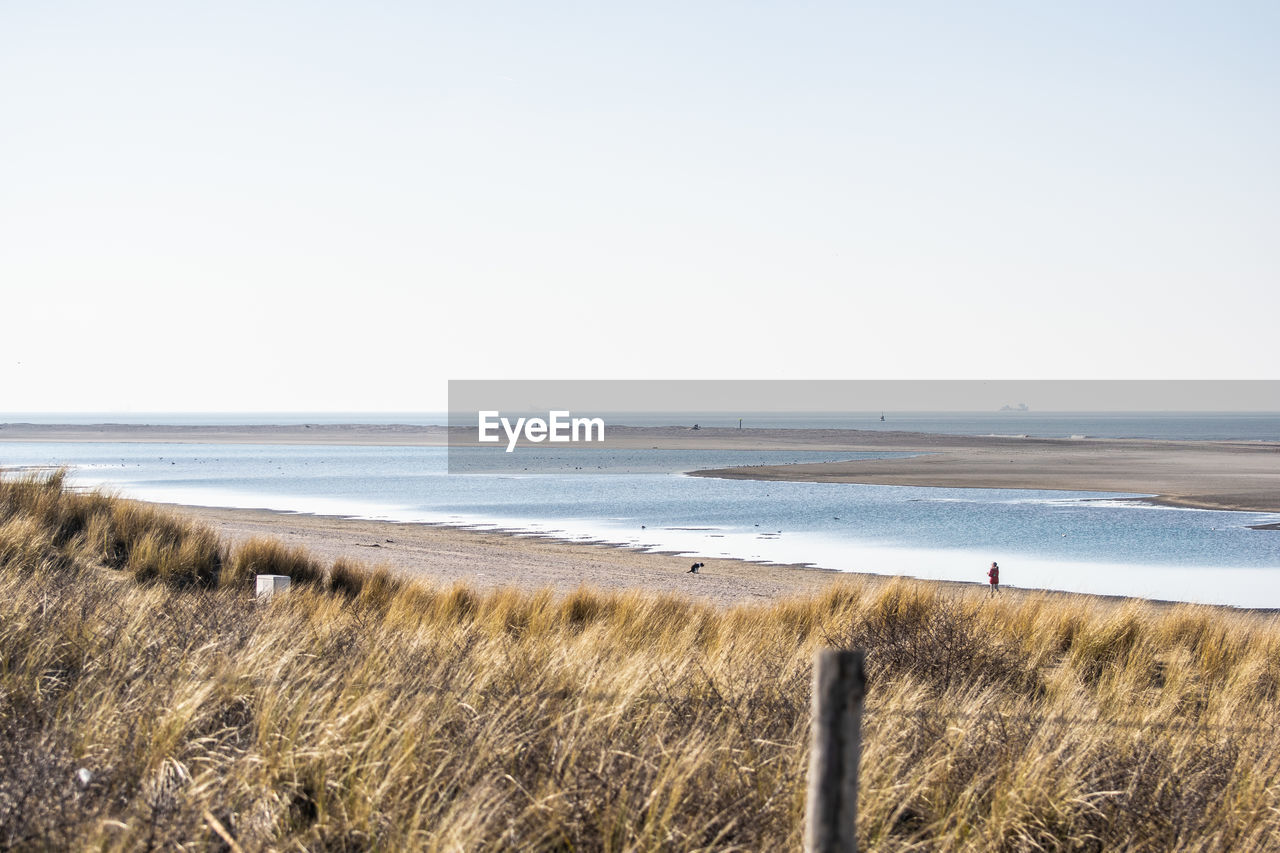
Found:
[4,472,1280,850]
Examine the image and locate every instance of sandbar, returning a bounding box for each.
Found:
[687,433,1280,514]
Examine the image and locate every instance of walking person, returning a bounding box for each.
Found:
[987,561,1000,595]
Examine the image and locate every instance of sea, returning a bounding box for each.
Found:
[2,412,1277,608]
[6,410,1280,441]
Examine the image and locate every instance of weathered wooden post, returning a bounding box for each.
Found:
[804,648,866,853]
[255,574,291,601]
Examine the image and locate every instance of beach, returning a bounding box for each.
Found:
[154,502,1278,610]
[5,422,1277,605]
[156,503,856,607]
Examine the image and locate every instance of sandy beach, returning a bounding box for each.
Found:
[154,503,1276,611]
[157,503,856,607]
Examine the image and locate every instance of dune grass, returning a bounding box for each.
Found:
[2,470,1279,850]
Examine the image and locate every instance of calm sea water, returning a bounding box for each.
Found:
[3,411,1278,441]
[2,441,1278,608]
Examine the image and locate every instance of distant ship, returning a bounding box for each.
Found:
[999,403,1030,412]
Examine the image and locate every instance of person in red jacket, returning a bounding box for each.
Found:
[988,561,1000,596]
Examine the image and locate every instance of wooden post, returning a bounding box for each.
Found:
[804,648,866,853]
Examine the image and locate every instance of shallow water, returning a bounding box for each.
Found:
[3,442,1278,607]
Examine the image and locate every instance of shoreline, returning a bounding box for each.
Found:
[156,501,1279,614]
[155,502,848,607]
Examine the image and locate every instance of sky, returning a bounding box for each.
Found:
[2,1,1277,413]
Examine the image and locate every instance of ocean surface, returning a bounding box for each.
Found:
[2,440,1278,608]
[4,411,1278,441]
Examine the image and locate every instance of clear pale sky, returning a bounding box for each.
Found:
[2,2,1276,412]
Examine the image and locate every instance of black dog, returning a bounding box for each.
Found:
[687,562,704,574]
